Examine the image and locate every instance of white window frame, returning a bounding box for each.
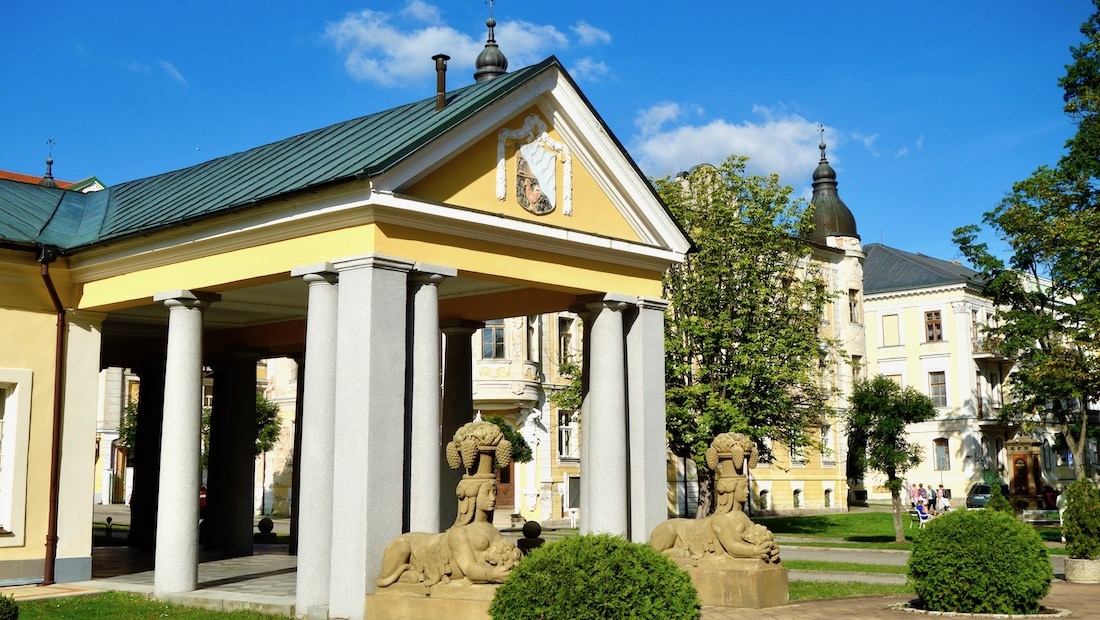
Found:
[557,410,579,460]
[0,369,33,546]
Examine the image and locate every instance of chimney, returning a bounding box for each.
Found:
[433,54,450,112]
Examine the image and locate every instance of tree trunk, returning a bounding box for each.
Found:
[891,488,905,543]
[696,468,714,518]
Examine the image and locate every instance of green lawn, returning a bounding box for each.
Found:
[18,591,291,619]
[757,510,918,549]
[783,560,907,574]
[789,581,914,601]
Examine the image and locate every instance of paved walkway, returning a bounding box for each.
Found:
[2,543,1096,619]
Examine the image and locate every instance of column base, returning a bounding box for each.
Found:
[365,582,498,620]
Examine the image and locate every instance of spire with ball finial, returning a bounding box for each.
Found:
[474,0,508,82]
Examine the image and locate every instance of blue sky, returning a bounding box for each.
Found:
[2,1,1094,261]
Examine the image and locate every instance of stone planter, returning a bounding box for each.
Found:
[1064,557,1100,583]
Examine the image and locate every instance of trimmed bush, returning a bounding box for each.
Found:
[908,509,1051,614]
[1063,479,1100,559]
[0,593,17,620]
[984,482,1013,514]
[489,533,700,620]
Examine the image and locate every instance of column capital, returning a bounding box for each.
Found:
[636,297,670,312]
[440,320,484,335]
[332,254,415,274]
[291,263,338,283]
[572,292,634,315]
[412,262,457,282]
[154,289,220,309]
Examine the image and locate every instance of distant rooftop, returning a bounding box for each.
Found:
[864,243,985,295]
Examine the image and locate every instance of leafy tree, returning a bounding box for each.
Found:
[118,399,139,464]
[846,375,937,542]
[548,358,582,415]
[657,156,837,514]
[485,415,533,464]
[953,2,1100,481]
[254,394,281,456]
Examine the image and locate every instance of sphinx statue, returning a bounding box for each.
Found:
[376,417,523,587]
[649,432,781,565]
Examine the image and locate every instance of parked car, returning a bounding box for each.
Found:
[965,483,1010,508]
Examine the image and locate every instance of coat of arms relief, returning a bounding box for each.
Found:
[496,114,572,216]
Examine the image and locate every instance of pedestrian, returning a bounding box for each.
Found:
[917,483,927,505]
[936,484,950,513]
[1057,485,1068,543]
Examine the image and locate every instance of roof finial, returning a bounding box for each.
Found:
[474,0,508,82]
[40,138,58,188]
[818,124,827,162]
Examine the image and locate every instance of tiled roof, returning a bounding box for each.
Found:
[864,243,985,294]
[0,57,560,252]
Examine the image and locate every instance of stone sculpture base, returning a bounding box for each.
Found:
[674,557,789,609]
[365,582,498,620]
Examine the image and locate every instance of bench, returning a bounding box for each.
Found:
[1022,510,1060,526]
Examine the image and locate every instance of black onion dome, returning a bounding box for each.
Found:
[808,138,858,241]
[474,17,508,82]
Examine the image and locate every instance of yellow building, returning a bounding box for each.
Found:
[0,47,689,620]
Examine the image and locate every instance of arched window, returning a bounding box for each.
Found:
[933,438,950,471]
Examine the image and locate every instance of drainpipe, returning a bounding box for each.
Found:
[37,246,65,586]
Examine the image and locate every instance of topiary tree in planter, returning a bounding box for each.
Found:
[489,533,700,620]
[1062,479,1100,583]
[908,509,1051,614]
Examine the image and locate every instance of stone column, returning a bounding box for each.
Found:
[625,297,669,542]
[580,294,631,535]
[289,265,338,618]
[576,311,594,533]
[129,354,165,554]
[153,290,219,596]
[288,353,304,556]
[328,255,413,620]
[408,265,455,533]
[224,352,261,558]
[439,321,482,529]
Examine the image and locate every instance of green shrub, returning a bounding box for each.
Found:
[0,593,17,620]
[489,533,700,620]
[1063,479,1100,559]
[908,509,1051,614]
[984,482,1013,514]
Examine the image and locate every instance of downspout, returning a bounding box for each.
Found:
[37,246,64,586]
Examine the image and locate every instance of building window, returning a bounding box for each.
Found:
[482,319,506,359]
[526,316,540,362]
[821,424,835,465]
[933,438,950,470]
[557,316,574,363]
[848,289,862,323]
[882,314,900,347]
[925,310,943,342]
[851,355,862,384]
[989,371,1002,408]
[928,371,947,407]
[994,437,1004,471]
[558,411,578,459]
[884,374,903,385]
[981,437,991,469]
[0,369,33,545]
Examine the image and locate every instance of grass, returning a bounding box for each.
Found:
[18,591,291,619]
[757,511,917,549]
[783,560,907,574]
[789,581,914,601]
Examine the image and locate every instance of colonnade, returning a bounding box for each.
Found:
[146,254,668,620]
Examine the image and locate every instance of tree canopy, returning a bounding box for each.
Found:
[657,155,837,513]
[846,375,937,541]
[953,2,1100,480]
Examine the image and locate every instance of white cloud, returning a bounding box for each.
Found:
[325,2,604,88]
[159,61,187,85]
[494,20,568,66]
[570,57,610,82]
[631,105,830,183]
[571,21,611,46]
[325,7,480,87]
[401,0,441,23]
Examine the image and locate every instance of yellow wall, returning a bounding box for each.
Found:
[406,106,641,243]
[0,307,57,560]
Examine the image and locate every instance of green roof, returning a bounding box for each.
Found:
[864,243,985,294]
[0,57,559,252]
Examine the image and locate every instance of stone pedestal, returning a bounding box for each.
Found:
[365,582,498,620]
[677,557,789,609]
